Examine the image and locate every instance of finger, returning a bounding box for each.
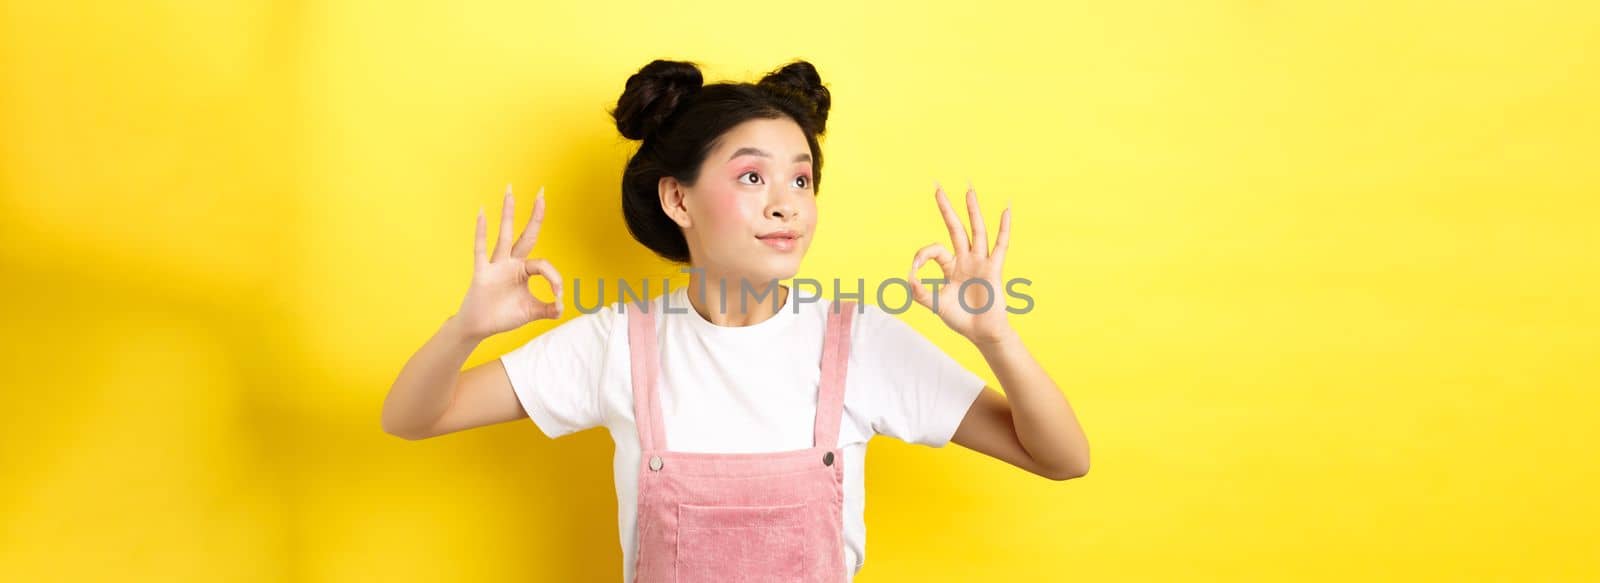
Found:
[511,186,546,258]
[991,203,1012,268]
[966,181,988,258]
[909,243,955,310]
[908,264,928,311]
[492,184,516,261]
[473,206,488,270]
[934,182,970,254]
[524,257,565,309]
[911,243,956,276]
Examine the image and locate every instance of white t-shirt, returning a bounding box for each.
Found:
[498,284,986,582]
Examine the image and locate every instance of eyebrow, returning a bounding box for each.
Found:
[727,147,812,164]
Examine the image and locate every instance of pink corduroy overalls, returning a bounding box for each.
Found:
[626,298,857,583]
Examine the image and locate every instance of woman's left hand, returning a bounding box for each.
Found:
[909,181,1015,345]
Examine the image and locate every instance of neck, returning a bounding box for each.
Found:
[685,268,789,327]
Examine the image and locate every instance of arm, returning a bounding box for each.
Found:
[911,181,1089,480]
[381,184,564,440]
[951,334,1090,480]
[380,316,525,440]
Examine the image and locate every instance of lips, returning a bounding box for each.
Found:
[756,230,800,252]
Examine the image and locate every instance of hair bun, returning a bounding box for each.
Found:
[757,60,831,135]
[612,60,704,141]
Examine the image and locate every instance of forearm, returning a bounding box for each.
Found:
[381,314,486,438]
[974,329,1090,476]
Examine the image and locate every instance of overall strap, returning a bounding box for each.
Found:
[813,300,857,448]
[627,297,667,451]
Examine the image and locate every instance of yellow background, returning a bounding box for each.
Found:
[3,1,1596,581]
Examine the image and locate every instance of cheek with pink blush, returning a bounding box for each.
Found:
[695,182,762,241]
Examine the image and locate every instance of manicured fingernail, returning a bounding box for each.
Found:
[967,179,974,192]
[506,183,513,196]
[537,185,545,198]
[934,180,942,192]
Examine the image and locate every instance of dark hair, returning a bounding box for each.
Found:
[609,59,831,264]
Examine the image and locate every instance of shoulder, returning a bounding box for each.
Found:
[578,288,671,329]
[839,300,966,367]
[835,299,910,339]
[808,299,928,358]
[568,299,626,334]
[504,298,630,360]
[573,288,682,344]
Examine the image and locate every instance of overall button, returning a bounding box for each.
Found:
[648,456,663,471]
[822,451,835,466]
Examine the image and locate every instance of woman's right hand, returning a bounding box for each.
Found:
[453,184,564,341]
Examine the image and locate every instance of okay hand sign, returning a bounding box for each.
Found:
[454,184,564,340]
[909,182,1015,345]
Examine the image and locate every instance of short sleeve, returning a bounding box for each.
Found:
[498,306,616,439]
[850,305,987,447]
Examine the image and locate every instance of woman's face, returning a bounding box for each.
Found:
[661,117,818,285]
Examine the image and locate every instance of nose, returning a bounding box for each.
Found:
[767,198,798,221]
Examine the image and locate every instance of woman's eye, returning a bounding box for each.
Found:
[739,171,761,185]
[794,175,810,189]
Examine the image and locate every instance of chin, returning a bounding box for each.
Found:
[754,265,800,284]
[751,256,803,284]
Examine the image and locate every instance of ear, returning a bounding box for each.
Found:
[658,176,692,228]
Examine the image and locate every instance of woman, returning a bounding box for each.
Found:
[381,59,1090,582]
